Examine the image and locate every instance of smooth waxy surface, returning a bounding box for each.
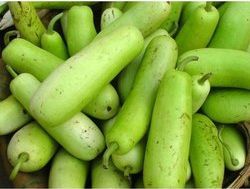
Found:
[144,70,192,188]
[91,157,131,188]
[219,125,246,171]
[2,38,63,81]
[106,35,178,155]
[202,89,250,123]
[30,26,144,127]
[177,48,250,89]
[190,113,224,188]
[66,6,97,56]
[0,96,31,135]
[7,122,58,172]
[176,4,219,55]
[10,73,105,161]
[49,149,89,188]
[117,29,169,103]
[192,74,211,113]
[98,2,171,38]
[209,2,250,50]
[112,139,145,175]
[3,38,119,120]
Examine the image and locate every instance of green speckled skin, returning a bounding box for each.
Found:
[0,96,31,135]
[7,122,58,172]
[180,1,206,25]
[32,2,96,9]
[97,2,171,38]
[101,7,123,30]
[8,2,46,46]
[2,38,63,81]
[41,31,69,60]
[30,26,144,127]
[10,73,105,161]
[209,2,250,50]
[83,84,120,120]
[175,4,219,55]
[91,157,131,188]
[106,35,177,155]
[202,89,250,124]
[49,149,89,188]
[66,6,97,56]
[190,113,224,188]
[143,70,192,188]
[3,38,120,120]
[177,48,250,90]
[112,139,145,175]
[117,29,169,103]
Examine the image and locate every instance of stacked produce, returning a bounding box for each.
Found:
[0,1,249,188]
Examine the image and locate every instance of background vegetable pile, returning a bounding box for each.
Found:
[0,1,250,188]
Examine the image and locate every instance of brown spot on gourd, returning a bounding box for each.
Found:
[154,47,158,53]
[107,106,112,112]
[22,109,27,115]
[147,181,153,186]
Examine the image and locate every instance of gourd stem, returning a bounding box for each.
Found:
[9,152,29,180]
[169,21,178,37]
[4,30,20,46]
[205,2,213,12]
[47,12,63,34]
[103,142,119,169]
[6,65,18,78]
[198,72,212,85]
[177,56,199,71]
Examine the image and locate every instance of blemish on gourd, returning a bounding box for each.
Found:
[22,109,27,115]
[107,106,112,112]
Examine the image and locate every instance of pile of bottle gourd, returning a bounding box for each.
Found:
[0,1,250,188]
